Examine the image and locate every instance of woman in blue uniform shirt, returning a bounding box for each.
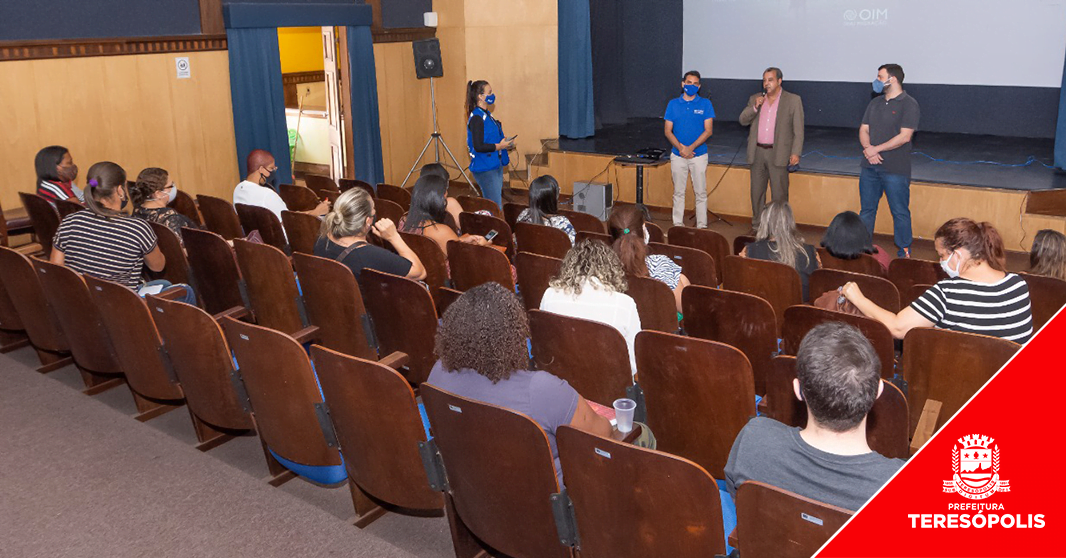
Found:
[466,80,514,208]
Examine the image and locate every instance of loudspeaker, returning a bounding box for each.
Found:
[413,38,443,79]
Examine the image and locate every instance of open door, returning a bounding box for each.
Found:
[321,26,346,183]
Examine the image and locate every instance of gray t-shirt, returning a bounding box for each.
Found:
[426,361,580,485]
[860,91,920,177]
[725,417,904,511]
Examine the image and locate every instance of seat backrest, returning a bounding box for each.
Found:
[888,258,946,305]
[222,317,342,468]
[635,331,755,478]
[0,246,68,353]
[503,202,526,231]
[399,231,448,300]
[278,184,321,211]
[682,285,776,395]
[575,230,612,245]
[668,226,730,285]
[733,234,756,255]
[625,274,678,333]
[235,203,289,253]
[54,198,84,219]
[338,178,375,198]
[374,198,405,225]
[182,228,246,315]
[233,239,304,335]
[310,346,442,511]
[304,173,341,201]
[556,425,725,558]
[458,211,514,256]
[645,221,665,244]
[146,222,192,287]
[195,194,244,240]
[85,276,183,401]
[515,252,562,311]
[1018,272,1066,333]
[281,210,321,256]
[19,192,60,256]
[292,253,377,360]
[435,286,464,317]
[558,209,605,234]
[0,264,23,336]
[816,248,887,278]
[419,384,569,558]
[456,195,503,218]
[904,283,934,309]
[902,328,1018,433]
[32,259,121,374]
[146,295,253,431]
[723,255,802,333]
[763,355,909,459]
[735,481,852,558]
[447,240,515,292]
[376,183,411,211]
[168,189,203,225]
[514,221,571,259]
[809,268,901,313]
[649,242,717,287]
[528,309,632,405]
[781,305,895,379]
[0,199,10,248]
[359,269,438,385]
[447,179,477,199]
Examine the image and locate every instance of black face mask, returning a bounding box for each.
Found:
[259,168,278,189]
[58,164,78,183]
[120,187,129,211]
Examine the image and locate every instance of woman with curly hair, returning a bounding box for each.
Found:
[540,239,641,376]
[608,205,690,312]
[427,282,615,485]
[130,167,201,243]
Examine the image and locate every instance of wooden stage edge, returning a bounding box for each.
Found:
[528,149,1065,253]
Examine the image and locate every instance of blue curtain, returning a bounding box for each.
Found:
[1056,50,1066,169]
[346,25,385,185]
[225,27,293,186]
[558,0,595,138]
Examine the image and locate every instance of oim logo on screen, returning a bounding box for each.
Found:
[943,434,1010,500]
[843,8,888,26]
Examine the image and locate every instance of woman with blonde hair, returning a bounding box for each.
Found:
[1029,229,1066,281]
[741,201,820,301]
[314,187,426,280]
[540,239,642,376]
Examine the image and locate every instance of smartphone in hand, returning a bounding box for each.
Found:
[484,230,499,242]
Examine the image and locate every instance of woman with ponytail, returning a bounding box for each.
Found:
[608,205,690,312]
[314,187,425,280]
[465,79,514,209]
[843,217,1033,342]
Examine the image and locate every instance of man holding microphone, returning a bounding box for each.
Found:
[739,67,804,231]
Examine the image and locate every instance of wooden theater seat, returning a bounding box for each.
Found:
[723,255,802,334]
[374,198,405,225]
[528,309,632,405]
[168,189,203,225]
[233,239,307,335]
[278,184,321,211]
[458,211,514,257]
[304,173,341,201]
[456,195,502,218]
[0,246,71,372]
[338,178,375,197]
[668,226,730,285]
[625,274,678,333]
[145,222,194,289]
[398,231,449,303]
[280,210,321,256]
[645,221,665,244]
[575,230,612,245]
[291,252,377,361]
[816,247,887,278]
[54,198,84,219]
[359,269,439,386]
[447,241,514,292]
[515,252,562,311]
[196,194,244,240]
[376,183,411,211]
[735,481,852,558]
[502,202,526,231]
[649,241,717,287]
[235,203,289,254]
[435,286,464,317]
[514,221,571,259]
[809,268,901,313]
[0,267,28,353]
[558,209,605,235]
[781,305,896,379]
[182,228,247,315]
[888,258,946,306]
[1018,272,1066,333]
[733,234,756,256]
[19,192,61,257]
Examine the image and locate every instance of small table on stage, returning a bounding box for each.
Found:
[613,155,668,219]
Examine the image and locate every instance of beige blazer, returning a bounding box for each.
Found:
[739,89,805,167]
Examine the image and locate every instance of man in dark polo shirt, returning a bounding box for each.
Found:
[859,63,920,257]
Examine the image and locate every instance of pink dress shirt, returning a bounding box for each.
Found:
[757,94,780,145]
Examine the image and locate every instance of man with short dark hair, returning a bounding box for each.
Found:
[859,63,920,257]
[725,322,904,511]
[664,70,715,228]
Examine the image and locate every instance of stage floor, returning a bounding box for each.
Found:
[555,118,1065,192]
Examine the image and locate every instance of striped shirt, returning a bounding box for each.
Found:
[37,180,77,203]
[911,274,1033,343]
[53,210,158,289]
[646,254,683,290]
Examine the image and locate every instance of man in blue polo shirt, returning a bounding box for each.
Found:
[665,71,715,228]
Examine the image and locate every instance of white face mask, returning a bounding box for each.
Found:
[643,225,650,245]
[161,185,178,204]
[940,251,962,278]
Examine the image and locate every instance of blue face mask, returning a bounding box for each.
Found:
[484,94,496,105]
[683,84,699,97]
[872,78,887,94]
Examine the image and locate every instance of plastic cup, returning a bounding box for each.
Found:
[613,398,637,434]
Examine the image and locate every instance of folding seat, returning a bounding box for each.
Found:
[195,194,244,240]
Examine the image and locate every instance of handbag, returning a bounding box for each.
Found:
[813,287,864,316]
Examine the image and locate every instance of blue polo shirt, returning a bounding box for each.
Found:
[664,95,715,156]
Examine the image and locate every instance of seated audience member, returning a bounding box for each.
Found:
[400,174,489,254]
[1029,229,1066,281]
[741,201,820,301]
[50,162,195,304]
[426,282,616,486]
[35,145,84,204]
[844,218,1033,343]
[419,162,464,226]
[130,167,201,242]
[608,205,690,312]
[540,240,642,376]
[726,322,904,511]
[517,175,576,244]
[314,187,425,280]
[233,149,328,223]
[821,210,891,273]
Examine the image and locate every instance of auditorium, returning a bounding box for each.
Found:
[1,1,1064,556]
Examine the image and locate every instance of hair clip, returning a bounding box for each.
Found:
[88,179,99,187]
[623,228,630,234]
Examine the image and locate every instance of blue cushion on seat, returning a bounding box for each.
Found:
[269,448,348,485]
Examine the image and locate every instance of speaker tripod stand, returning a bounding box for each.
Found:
[399,77,480,195]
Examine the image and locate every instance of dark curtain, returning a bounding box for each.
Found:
[558,0,595,138]
[225,27,292,186]
[346,25,385,185]
[1056,52,1066,168]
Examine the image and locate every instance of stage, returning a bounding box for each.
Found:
[527,119,1066,252]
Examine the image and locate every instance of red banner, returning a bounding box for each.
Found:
[816,312,1065,557]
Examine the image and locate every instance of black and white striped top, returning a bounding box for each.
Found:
[53,210,157,289]
[911,274,1033,343]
